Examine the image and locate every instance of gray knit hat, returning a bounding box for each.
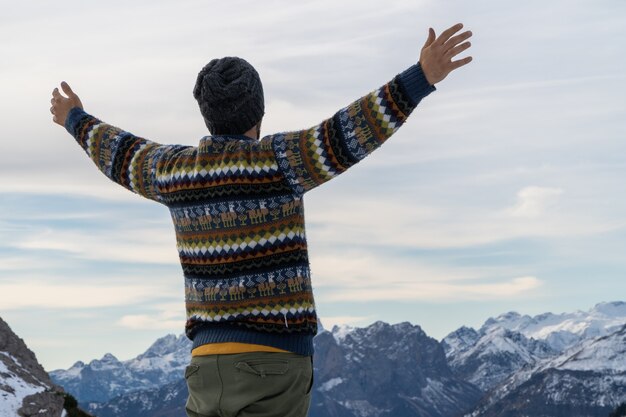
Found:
[193,57,265,135]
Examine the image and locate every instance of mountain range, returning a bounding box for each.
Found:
[40,301,626,416]
[50,333,190,404]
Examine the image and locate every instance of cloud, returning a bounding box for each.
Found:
[0,281,172,310]
[0,256,37,271]
[117,314,184,331]
[0,196,178,267]
[116,302,186,331]
[0,179,142,202]
[116,303,185,333]
[11,227,178,265]
[321,275,542,303]
[507,186,564,218]
[310,250,543,302]
[305,188,620,250]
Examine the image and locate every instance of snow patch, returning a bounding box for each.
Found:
[338,399,388,417]
[331,324,355,344]
[556,326,626,372]
[318,377,343,392]
[0,359,46,417]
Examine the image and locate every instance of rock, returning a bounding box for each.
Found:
[0,316,65,417]
[18,391,65,417]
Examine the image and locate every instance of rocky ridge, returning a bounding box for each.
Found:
[0,316,64,417]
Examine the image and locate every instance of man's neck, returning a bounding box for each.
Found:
[244,123,260,140]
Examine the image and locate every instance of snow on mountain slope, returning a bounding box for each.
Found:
[0,352,46,417]
[554,325,626,372]
[442,301,626,392]
[0,317,66,417]
[443,325,555,391]
[541,323,626,373]
[483,301,626,351]
[440,326,479,358]
[127,334,191,374]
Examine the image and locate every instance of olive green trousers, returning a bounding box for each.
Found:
[185,352,314,417]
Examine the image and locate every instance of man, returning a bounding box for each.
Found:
[51,23,472,417]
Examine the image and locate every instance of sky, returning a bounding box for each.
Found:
[1,0,625,372]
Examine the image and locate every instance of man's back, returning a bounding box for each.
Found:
[64,65,432,356]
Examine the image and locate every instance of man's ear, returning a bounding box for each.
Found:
[256,120,263,140]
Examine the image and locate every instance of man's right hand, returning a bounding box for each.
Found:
[50,82,83,126]
[419,23,473,85]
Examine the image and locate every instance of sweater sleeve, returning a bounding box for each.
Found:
[64,109,190,203]
[267,62,435,195]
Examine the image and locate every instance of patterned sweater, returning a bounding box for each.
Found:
[65,63,435,356]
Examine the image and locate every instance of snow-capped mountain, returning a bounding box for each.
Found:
[480,301,626,351]
[50,333,192,404]
[442,301,626,391]
[0,316,65,417]
[443,325,556,391]
[465,324,626,417]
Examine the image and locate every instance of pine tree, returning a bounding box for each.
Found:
[609,402,626,417]
[63,392,95,417]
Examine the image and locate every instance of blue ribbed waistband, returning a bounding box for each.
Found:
[191,324,315,356]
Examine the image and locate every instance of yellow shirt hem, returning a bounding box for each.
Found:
[192,342,291,356]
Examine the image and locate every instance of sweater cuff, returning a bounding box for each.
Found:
[64,107,89,137]
[398,63,436,106]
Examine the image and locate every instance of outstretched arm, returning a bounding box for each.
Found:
[50,83,189,203]
[266,23,473,195]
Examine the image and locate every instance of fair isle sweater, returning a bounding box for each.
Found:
[64,63,435,356]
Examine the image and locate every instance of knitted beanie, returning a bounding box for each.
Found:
[193,57,265,135]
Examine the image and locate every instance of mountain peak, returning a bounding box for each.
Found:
[139,333,186,358]
[392,320,417,329]
[492,311,524,324]
[370,320,388,329]
[441,326,480,357]
[101,353,119,362]
[591,301,626,317]
[86,353,121,371]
